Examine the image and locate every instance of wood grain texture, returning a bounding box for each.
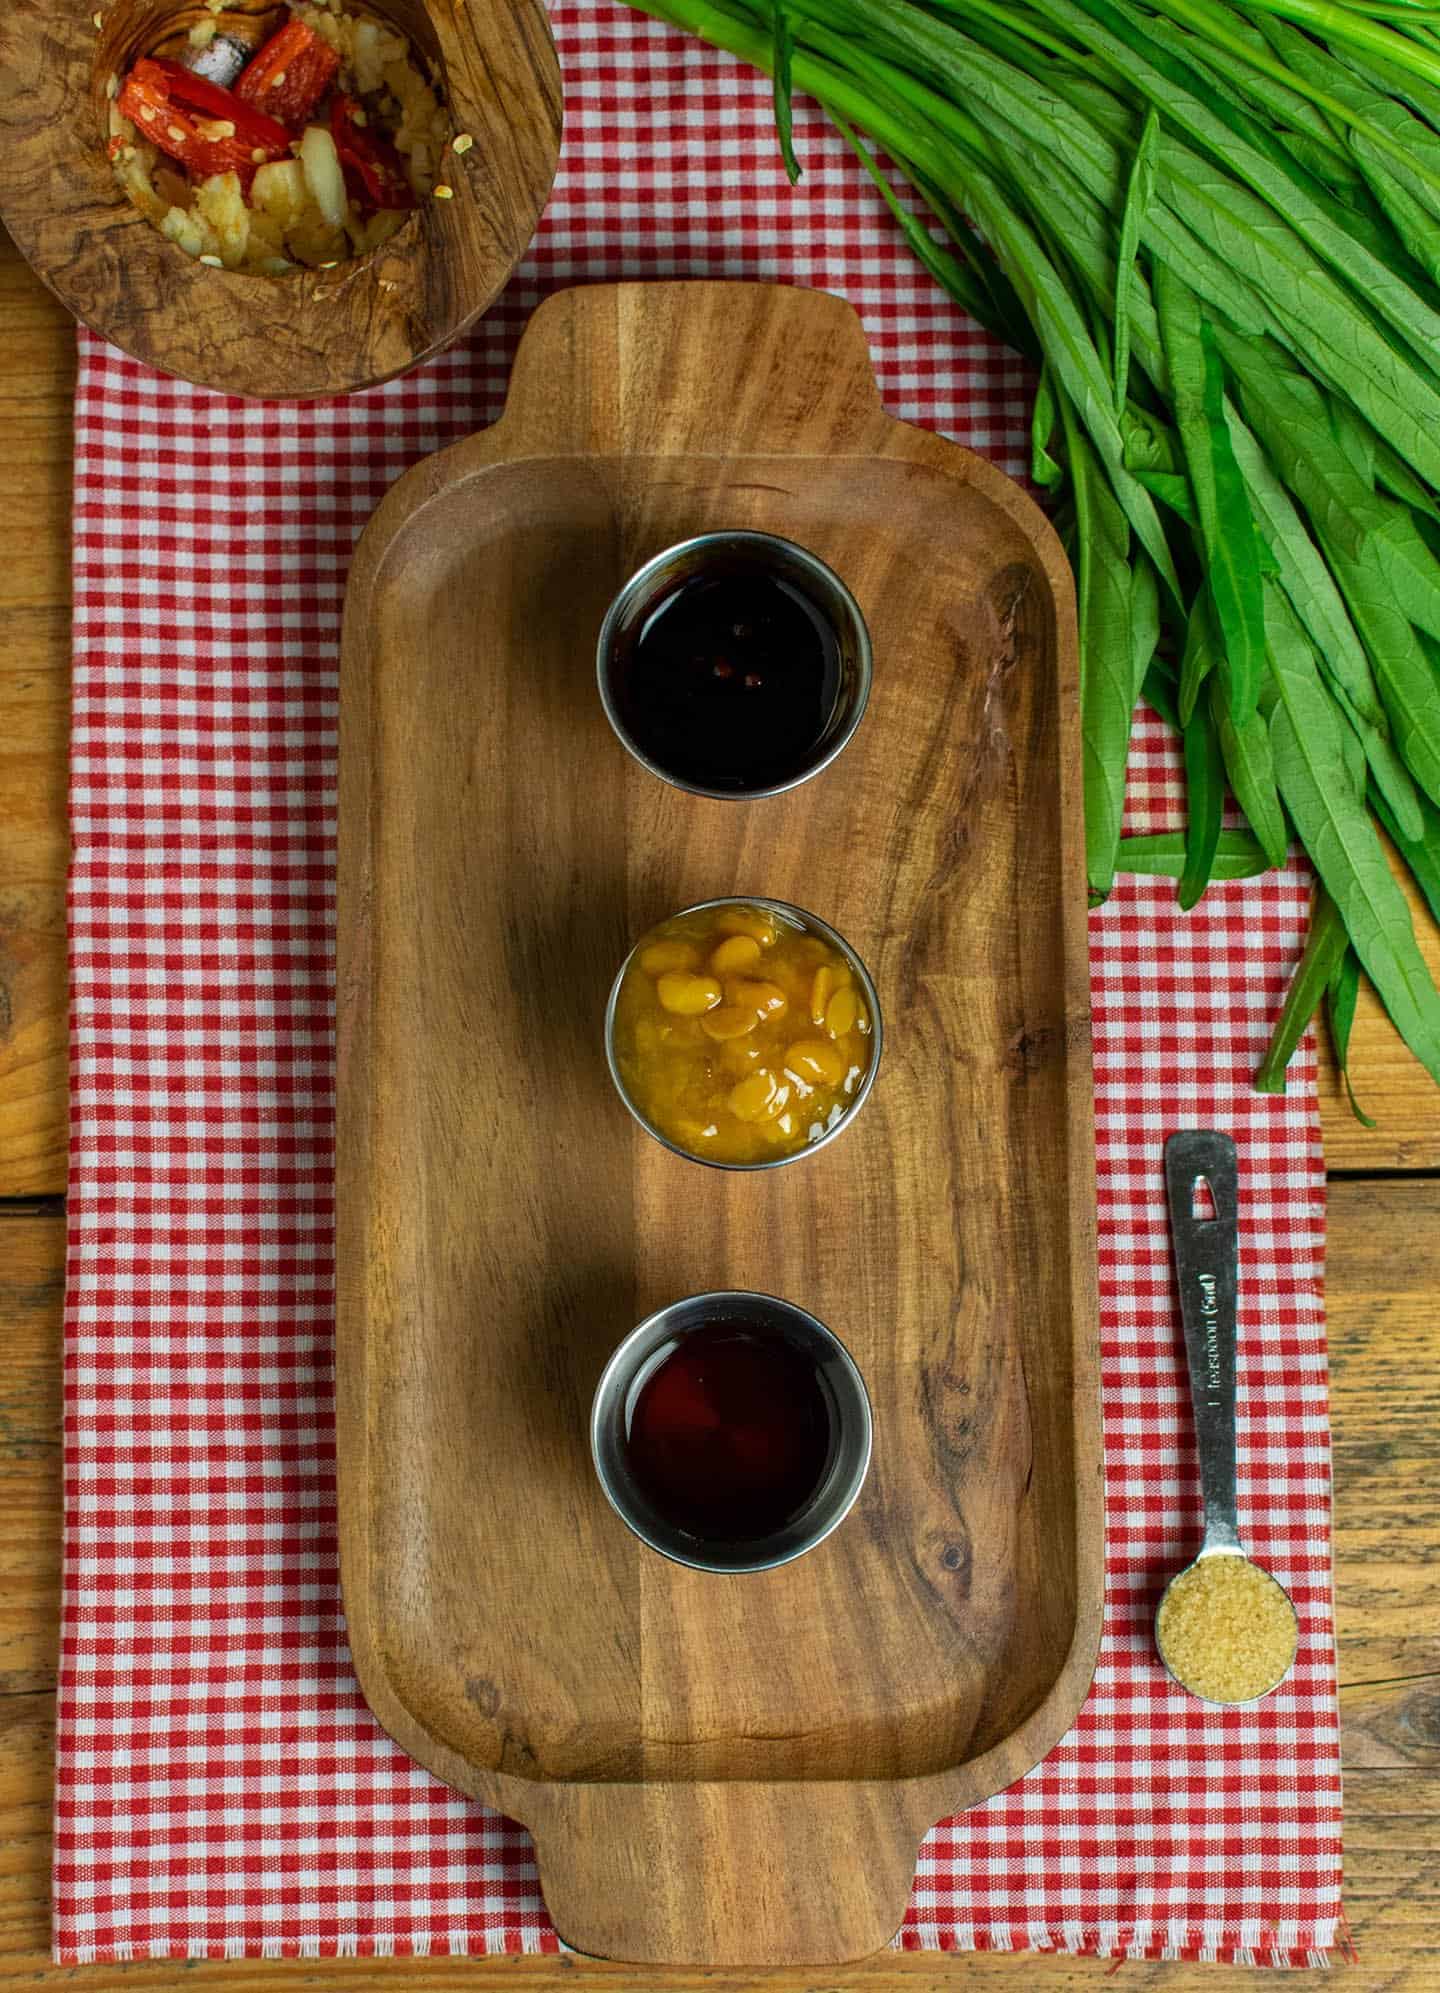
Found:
[336,281,1101,1965]
[4,1191,1439,1985]
[0,1214,63,1706]
[0,0,560,400]
[0,234,73,1201]
[1328,1181,1440,1686]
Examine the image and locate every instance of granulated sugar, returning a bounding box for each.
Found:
[1157,1553,1298,1703]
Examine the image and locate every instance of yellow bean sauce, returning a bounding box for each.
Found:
[611,905,876,1164]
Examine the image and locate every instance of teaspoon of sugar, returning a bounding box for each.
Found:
[1155,1130,1298,1706]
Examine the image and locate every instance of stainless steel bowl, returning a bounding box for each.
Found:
[596,531,873,801]
[590,1291,873,1574]
[603,897,883,1172]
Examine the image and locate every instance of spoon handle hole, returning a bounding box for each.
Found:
[1190,1173,1218,1223]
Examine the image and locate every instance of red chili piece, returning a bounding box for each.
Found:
[236,20,341,129]
[329,94,416,209]
[117,57,292,188]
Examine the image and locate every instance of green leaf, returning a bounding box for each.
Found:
[955,160,1184,604]
[1124,413,1199,520]
[1064,398,1143,897]
[1254,888,1349,1093]
[1373,785,1440,932]
[1199,318,1267,722]
[1266,591,1440,1086]
[1045,0,1440,367]
[1226,407,1386,727]
[1159,152,1440,484]
[1363,422,1440,519]
[772,0,801,183]
[1218,327,1378,562]
[1031,364,1064,489]
[1352,132,1440,291]
[1045,70,1286,341]
[1132,468,1197,521]
[1214,675,1289,869]
[1114,106,1160,415]
[1227,409,1424,832]
[908,165,1038,358]
[1143,658,1181,730]
[1325,533,1440,809]
[1320,665,1427,843]
[1366,505,1440,646]
[1132,551,1161,698]
[1327,946,1377,1126]
[1117,827,1270,878]
[1178,585,1217,726]
[1257,10,1440,232]
[830,117,1034,351]
[1328,400,1376,487]
[1155,269,1266,722]
[1122,407,1180,474]
[1332,686,1369,802]
[1180,699,1225,908]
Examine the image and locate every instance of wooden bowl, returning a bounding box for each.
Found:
[0,0,561,398]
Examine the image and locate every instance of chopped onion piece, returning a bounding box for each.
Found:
[299,122,348,228]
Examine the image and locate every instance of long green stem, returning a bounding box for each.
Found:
[1220,0,1440,79]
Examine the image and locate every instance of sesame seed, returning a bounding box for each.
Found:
[451,133,473,155]
[251,147,266,164]
[351,109,368,127]
[92,10,103,27]
[139,104,155,120]
[433,183,453,199]
[271,69,287,85]
[167,124,186,141]
[106,74,118,98]
[199,254,223,266]
[319,260,339,269]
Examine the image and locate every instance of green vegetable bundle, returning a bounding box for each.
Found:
[617,0,1440,1103]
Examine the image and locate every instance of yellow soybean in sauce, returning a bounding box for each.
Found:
[612,904,875,1164]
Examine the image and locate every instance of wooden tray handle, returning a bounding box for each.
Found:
[498,281,890,459]
[526,1778,925,1965]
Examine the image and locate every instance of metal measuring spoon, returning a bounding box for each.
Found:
[1156,1130,1299,1704]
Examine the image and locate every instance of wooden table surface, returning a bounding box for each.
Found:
[1,227,1436,1993]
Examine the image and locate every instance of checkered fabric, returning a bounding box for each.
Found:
[55,0,1343,1964]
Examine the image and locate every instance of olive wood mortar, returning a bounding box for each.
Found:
[0,0,561,398]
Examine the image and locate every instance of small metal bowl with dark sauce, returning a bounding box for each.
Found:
[590,1290,873,1574]
[596,531,872,801]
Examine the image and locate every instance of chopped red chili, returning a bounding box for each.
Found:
[330,93,416,209]
[117,58,292,188]
[236,20,341,129]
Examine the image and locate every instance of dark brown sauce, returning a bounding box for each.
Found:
[611,569,842,792]
[624,1321,835,1542]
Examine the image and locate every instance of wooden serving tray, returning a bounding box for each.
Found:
[337,281,1101,1966]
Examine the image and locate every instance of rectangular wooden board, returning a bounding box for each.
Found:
[337,281,1101,1965]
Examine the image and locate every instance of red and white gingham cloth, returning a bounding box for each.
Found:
[56,0,1343,1965]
